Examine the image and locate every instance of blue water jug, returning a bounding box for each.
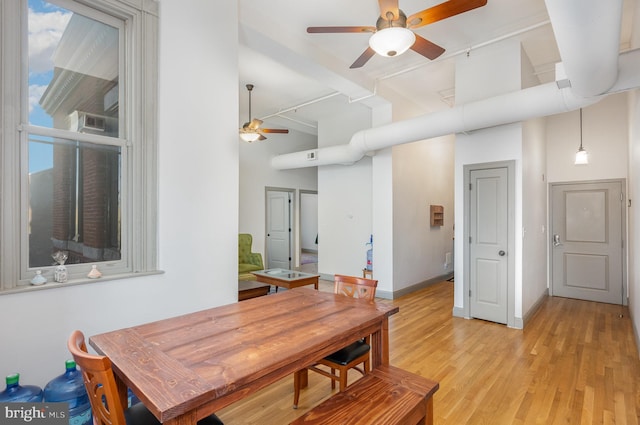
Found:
[128,388,140,407]
[365,234,373,271]
[43,360,92,425]
[0,373,43,402]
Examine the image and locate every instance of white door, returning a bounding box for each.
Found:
[469,167,509,324]
[266,190,292,270]
[550,181,624,304]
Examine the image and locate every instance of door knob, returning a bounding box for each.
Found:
[553,234,561,246]
[498,250,506,256]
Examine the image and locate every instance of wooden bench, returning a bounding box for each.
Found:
[290,365,439,425]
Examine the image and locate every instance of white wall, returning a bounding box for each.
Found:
[626,3,640,359]
[239,129,317,266]
[370,103,394,295]
[377,74,454,297]
[629,89,640,352]
[392,135,455,292]
[317,104,372,277]
[0,0,240,387]
[522,117,548,317]
[520,43,548,320]
[372,147,394,295]
[519,44,548,319]
[546,94,629,183]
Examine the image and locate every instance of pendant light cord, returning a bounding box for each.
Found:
[247,84,253,121]
[579,108,583,149]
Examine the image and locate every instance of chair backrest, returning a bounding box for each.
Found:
[238,233,255,263]
[67,330,127,425]
[334,274,378,301]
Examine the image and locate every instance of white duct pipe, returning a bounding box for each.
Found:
[607,48,640,94]
[544,0,623,97]
[271,0,626,170]
[272,83,602,169]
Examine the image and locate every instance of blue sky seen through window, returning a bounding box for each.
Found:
[28,0,72,173]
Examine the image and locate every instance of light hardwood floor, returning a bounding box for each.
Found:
[217,280,640,424]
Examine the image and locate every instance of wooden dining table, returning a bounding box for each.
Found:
[89,287,399,425]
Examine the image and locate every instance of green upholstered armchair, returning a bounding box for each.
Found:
[239,233,264,281]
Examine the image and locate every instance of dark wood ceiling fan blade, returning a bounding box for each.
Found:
[411,34,446,60]
[258,134,267,141]
[261,128,289,134]
[350,47,376,69]
[407,0,487,29]
[378,0,399,20]
[307,26,375,34]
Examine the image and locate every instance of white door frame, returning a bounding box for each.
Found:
[463,161,516,328]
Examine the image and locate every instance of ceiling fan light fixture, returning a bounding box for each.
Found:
[240,131,260,142]
[369,27,415,57]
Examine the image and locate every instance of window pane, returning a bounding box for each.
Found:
[29,135,121,268]
[28,0,119,137]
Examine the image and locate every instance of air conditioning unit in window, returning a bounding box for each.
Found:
[69,111,106,133]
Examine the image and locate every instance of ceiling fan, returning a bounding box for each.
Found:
[239,84,289,142]
[307,0,487,69]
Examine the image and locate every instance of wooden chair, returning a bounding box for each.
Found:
[293,274,378,408]
[67,330,223,425]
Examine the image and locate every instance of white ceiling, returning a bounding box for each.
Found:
[238,0,637,136]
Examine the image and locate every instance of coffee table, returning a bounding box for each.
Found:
[251,268,320,291]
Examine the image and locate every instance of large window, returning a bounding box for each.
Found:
[0,0,159,292]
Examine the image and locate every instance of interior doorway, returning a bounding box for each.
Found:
[299,190,318,273]
[463,161,516,327]
[265,188,294,270]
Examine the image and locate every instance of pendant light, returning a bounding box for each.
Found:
[574,108,588,165]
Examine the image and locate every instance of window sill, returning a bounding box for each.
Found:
[1,270,165,296]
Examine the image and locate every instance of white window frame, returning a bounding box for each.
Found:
[0,0,159,293]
